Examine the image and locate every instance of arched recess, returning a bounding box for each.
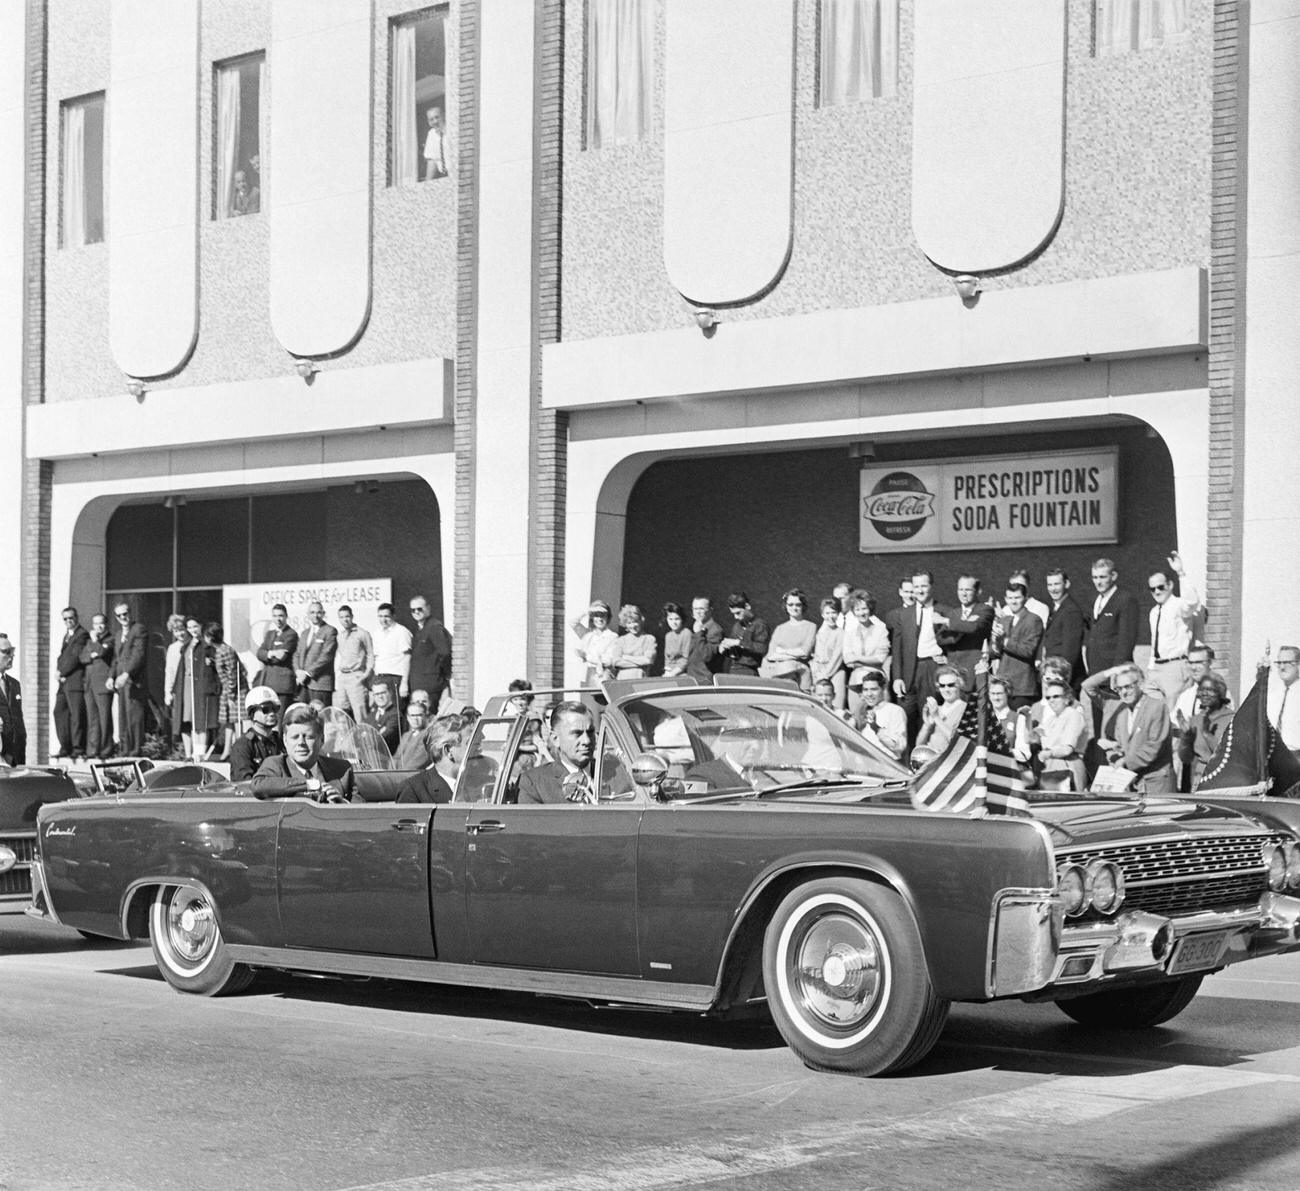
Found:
[49,452,456,719]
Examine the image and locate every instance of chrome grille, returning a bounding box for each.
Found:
[1058,833,1284,919]
[0,835,37,864]
[0,868,32,897]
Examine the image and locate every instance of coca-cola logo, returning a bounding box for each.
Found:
[863,471,935,541]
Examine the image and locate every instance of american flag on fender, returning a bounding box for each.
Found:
[910,691,1032,817]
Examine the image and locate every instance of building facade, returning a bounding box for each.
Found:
[1,0,1297,759]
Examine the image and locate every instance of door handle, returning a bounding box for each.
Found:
[467,820,505,835]
[391,818,425,833]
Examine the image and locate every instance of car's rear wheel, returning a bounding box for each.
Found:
[149,883,254,996]
[1056,974,1203,1028]
[762,877,949,1076]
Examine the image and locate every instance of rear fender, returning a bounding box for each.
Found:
[122,876,221,940]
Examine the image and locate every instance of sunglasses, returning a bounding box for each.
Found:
[250,702,280,715]
[1149,583,1168,593]
[937,682,959,690]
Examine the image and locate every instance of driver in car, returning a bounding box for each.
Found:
[251,704,357,802]
[684,723,767,791]
[518,702,597,803]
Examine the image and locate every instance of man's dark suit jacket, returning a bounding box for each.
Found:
[517,760,594,804]
[1084,588,1141,675]
[1042,595,1087,683]
[250,753,357,800]
[395,768,455,803]
[292,623,338,693]
[0,673,26,765]
[409,619,453,699]
[110,621,149,690]
[57,626,90,693]
[936,603,993,683]
[686,619,725,682]
[993,610,1045,698]
[79,632,115,689]
[888,604,931,689]
[683,757,748,791]
[257,626,300,697]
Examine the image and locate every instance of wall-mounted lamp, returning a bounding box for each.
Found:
[953,275,981,306]
[353,479,380,495]
[849,441,877,460]
[125,378,147,400]
[294,358,319,384]
[693,309,719,338]
[162,494,187,510]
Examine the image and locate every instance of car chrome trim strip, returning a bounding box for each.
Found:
[987,887,1061,997]
[223,946,717,1009]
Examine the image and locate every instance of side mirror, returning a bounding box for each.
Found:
[631,752,672,801]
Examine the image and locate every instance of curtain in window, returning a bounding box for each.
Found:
[63,102,86,247]
[586,0,653,149]
[391,19,418,186]
[820,0,898,106]
[216,66,241,218]
[1097,0,1190,55]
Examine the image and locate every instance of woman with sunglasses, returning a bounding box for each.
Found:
[1035,680,1088,790]
[916,665,968,752]
[228,684,286,781]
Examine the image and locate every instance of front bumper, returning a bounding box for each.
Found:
[989,890,1300,998]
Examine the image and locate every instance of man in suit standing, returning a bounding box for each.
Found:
[518,702,597,804]
[250,704,356,802]
[0,635,25,766]
[256,603,299,717]
[53,606,90,759]
[1041,568,1086,690]
[109,603,149,756]
[1083,557,1140,677]
[890,571,948,747]
[1099,663,1174,793]
[936,575,993,692]
[79,613,115,759]
[686,597,725,683]
[408,595,452,712]
[991,583,1045,709]
[292,601,338,705]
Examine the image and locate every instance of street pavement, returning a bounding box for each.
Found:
[3,915,1300,1190]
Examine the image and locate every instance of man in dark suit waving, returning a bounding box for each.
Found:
[518,701,597,804]
[251,704,356,802]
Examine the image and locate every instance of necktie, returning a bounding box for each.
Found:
[563,769,595,803]
[1153,604,1163,661]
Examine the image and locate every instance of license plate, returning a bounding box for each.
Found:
[1168,931,1230,975]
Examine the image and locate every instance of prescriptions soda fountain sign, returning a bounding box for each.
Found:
[859,448,1118,553]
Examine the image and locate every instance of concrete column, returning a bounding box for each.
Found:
[1242,5,1300,661]
[469,0,536,698]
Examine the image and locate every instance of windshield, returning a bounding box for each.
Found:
[618,691,909,796]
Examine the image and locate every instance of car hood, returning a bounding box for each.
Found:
[1031,795,1281,848]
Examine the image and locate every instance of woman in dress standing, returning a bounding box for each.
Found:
[762,589,817,691]
[206,621,243,760]
[610,604,658,679]
[810,597,846,709]
[173,617,220,759]
[660,603,692,678]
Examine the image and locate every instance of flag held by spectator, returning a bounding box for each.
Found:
[910,691,1031,816]
[1198,664,1300,797]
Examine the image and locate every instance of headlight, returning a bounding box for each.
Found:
[1284,842,1300,891]
[1086,859,1125,915]
[1263,843,1287,892]
[1056,863,1089,917]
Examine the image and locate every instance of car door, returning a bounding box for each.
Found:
[460,719,643,975]
[275,800,437,957]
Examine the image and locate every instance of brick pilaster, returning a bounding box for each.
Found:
[529,0,567,688]
[1205,0,1246,687]
[452,0,481,703]
[21,1,50,760]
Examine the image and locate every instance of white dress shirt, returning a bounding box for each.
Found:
[1267,673,1300,750]
[373,622,413,689]
[1149,577,1203,661]
[915,604,944,661]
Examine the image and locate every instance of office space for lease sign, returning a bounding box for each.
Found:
[859,448,1118,553]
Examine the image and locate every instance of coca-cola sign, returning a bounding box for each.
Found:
[859,448,1118,553]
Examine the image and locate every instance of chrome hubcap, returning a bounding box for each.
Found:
[166,890,216,964]
[790,912,883,1030]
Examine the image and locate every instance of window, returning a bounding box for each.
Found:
[390,8,450,186]
[214,54,265,218]
[1095,0,1191,56]
[819,0,899,106]
[60,93,105,247]
[584,0,654,149]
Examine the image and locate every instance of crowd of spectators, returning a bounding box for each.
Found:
[569,553,1300,795]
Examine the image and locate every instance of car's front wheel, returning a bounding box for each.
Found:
[148,883,254,996]
[762,877,949,1076]
[1056,974,1203,1028]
